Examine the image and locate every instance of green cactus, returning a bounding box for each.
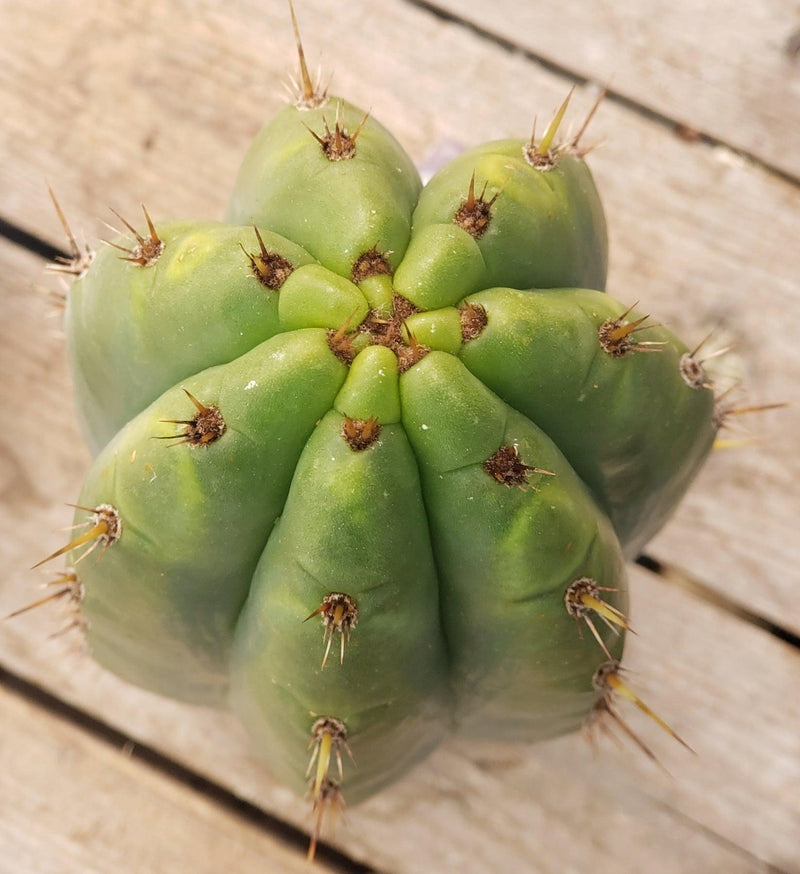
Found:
[33,12,722,858]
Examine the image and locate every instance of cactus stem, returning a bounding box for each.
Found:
[240,226,294,289]
[104,205,164,267]
[156,389,226,447]
[305,593,358,667]
[46,185,95,278]
[483,445,555,489]
[306,777,344,862]
[32,504,121,569]
[454,173,499,239]
[593,660,694,754]
[287,0,327,109]
[5,571,83,621]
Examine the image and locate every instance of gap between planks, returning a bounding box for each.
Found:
[635,554,800,651]
[401,0,800,186]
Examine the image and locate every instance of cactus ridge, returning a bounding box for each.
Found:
[29,33,721,852]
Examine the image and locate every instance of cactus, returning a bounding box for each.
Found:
[28,7,730,859]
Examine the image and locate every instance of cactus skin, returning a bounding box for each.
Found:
[231,405,451,802]
[66,222,317,453]
[71,330,348,704]
[226,99,421,279]
[454,288,716,555]
[399,352,627,741]
[395,144,608,309]
[51,77,717,825]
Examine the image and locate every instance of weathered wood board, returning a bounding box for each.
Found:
[0,681,338,874]
[426,0,800,180]
[1,0,799,872]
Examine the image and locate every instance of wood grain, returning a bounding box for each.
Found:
[0,682,338,874]
[422,0,800,181]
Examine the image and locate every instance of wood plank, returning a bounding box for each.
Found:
[424,0,800,181]
[1,0,797,630]
[4,522,797,870]
[2,241,798,870]
[0,682,337,874]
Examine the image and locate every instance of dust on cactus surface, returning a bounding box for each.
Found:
[23,1,765,861]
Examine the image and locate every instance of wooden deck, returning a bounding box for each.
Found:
[1,1,798,871]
